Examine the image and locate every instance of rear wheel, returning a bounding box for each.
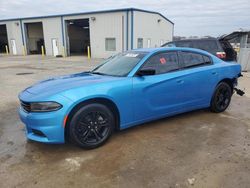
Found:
[210,82,232,113]
[69,103,115,149]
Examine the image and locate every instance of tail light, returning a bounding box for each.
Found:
[216,52,226,59]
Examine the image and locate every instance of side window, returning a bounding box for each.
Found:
[142,52,179,75]
[180,51,212,68]
[203,55,212,64]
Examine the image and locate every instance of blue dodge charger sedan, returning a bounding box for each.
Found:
[19,47,242,149]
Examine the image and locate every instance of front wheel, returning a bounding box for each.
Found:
[210,82,232,113]
[69,103,115,149]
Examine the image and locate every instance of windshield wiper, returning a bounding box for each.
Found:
[91,72,109,76]
[91,71,123,77]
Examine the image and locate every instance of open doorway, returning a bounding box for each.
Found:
[66,19,90,56]
[0,24,8,53]
[25,22,45,55]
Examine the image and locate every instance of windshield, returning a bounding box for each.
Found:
[91,51,148,76]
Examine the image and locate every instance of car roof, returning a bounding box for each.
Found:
[131,48,162,52]
[131,47,212,56]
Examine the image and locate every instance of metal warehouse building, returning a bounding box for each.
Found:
[0,8,173,58]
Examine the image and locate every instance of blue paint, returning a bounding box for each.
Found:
[131,10,133,50]
[19,47,241,144]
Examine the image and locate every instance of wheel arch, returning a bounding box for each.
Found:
[217,78,236,92]
[210,78,234,113]
[210,77,235,104]
[64,97,121,141]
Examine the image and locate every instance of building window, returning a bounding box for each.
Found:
[105,38,116,51]
[137,38,143,48]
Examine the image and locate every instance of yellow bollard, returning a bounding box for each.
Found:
[41,45,45,56]
[22,46,26,56]
[87,46,91,59]
[5,45,9,55]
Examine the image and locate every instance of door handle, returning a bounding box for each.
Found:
[212,71,218,75]
[177,79,184,84]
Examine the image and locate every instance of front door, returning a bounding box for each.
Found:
[132,51,187,122]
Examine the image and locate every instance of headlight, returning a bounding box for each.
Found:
[30,102,62,112]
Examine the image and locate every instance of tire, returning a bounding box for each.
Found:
[69,103,115,149]
[210,82,232,113]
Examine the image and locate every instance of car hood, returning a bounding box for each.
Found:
[24,72,122,95]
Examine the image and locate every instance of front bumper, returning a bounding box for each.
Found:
[18,90,74,144]
[19,107,65,143]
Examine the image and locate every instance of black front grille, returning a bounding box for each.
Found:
[32,129,46,137]
[20,101,31,112]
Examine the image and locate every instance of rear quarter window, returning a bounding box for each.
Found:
[180,51,212,68]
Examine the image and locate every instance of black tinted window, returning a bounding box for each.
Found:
[166,40,219,55]
[193,40,219,53]
[180,52,212,68]
[175,41,192,48]
[142,52,179,74]
[203,56,211,64]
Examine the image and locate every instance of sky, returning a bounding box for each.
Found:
[0,0,250,37]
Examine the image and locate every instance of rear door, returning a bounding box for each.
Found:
[178,51,219,105]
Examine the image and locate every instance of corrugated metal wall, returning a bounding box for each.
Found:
[133,11,173,49]
[238,48,250,71]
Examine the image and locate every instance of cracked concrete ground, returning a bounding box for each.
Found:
[0,55,250,188]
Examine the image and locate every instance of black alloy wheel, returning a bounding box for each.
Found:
[210,82,232,113]
[69,103,115,149]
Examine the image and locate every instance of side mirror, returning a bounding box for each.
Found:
[137,68,156,76]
